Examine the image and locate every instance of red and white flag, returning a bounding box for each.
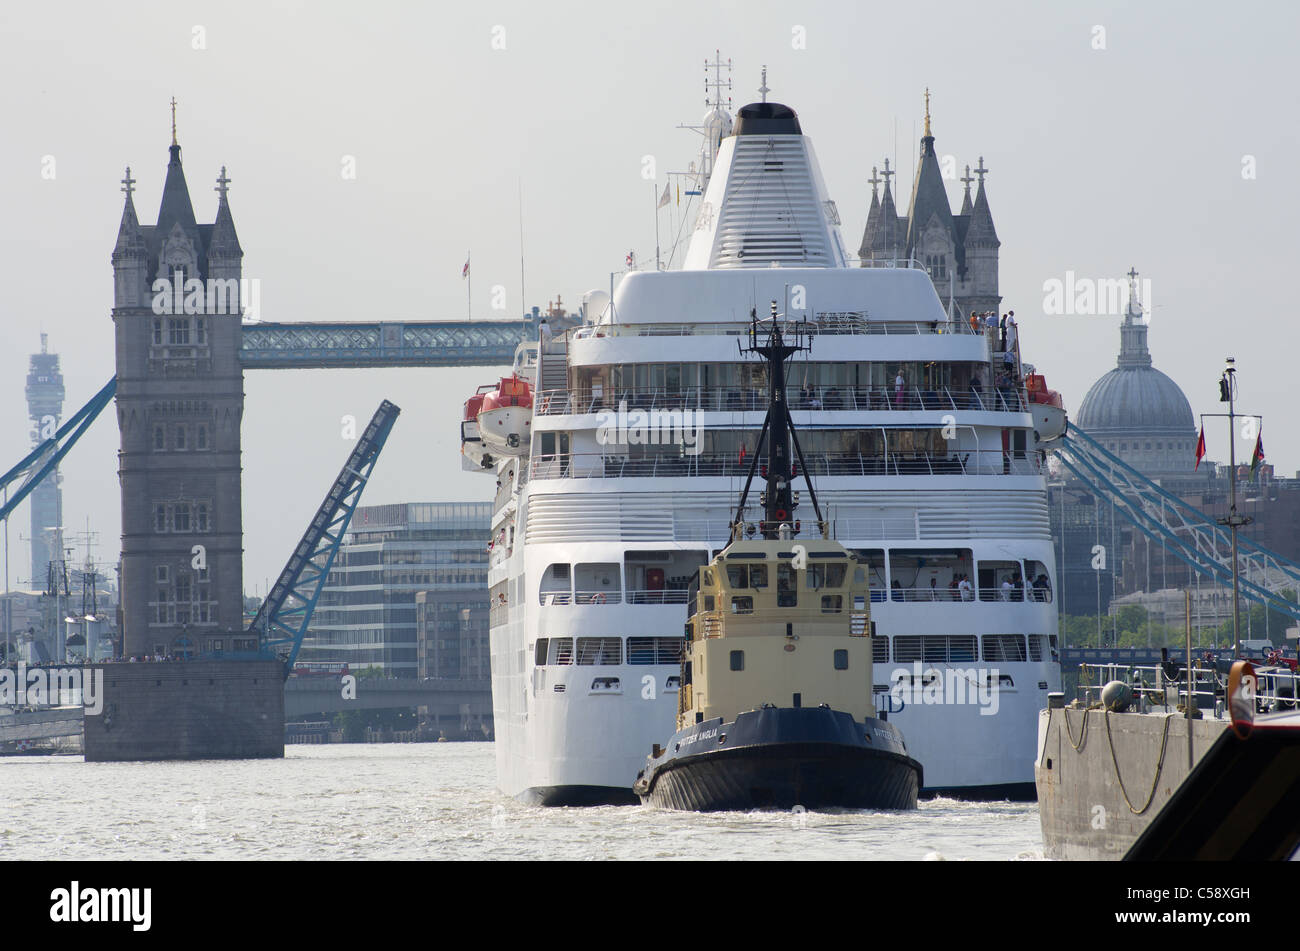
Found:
[462,256,470,279]
[626,250,635,268]
[1194,424,1206,470]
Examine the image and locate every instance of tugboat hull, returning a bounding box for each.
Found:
[636,707,921,811]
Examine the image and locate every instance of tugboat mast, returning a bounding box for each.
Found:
[732,301,826,540]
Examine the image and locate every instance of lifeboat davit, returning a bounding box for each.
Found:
[477,376,533,456]
[1025,372,1068,444]
[461,390,496,471]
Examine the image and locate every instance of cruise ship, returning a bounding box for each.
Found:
[473,82,1062,805]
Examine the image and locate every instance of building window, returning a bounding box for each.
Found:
[156,565,169,584]
[172,505,191,533]
[729,650,744,671]
[152,318,164,346]
[175,426,187,451]
[167,318,190,346]
[153,426,166,451]
[834,649,849,670]
[195,504,209,533]
[155,505,167,533]
[196,425,209,450]
[195,317,206,345]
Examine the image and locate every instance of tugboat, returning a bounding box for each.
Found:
[633,304,922,811]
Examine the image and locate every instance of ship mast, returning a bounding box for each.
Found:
[732,301,826,540]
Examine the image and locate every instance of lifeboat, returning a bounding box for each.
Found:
[477,375,533,456]
[1025,371,1068,444]
[461,390,496,471]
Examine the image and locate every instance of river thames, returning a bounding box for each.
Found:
[0,744,1044,860]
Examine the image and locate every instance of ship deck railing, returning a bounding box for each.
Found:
[887,585,1053,604]
[569,314,980,342]
[529,448,1045,481]
[1073,662,1299,715]
[536,385,1028,417]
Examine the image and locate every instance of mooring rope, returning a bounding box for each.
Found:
[1104,710,1174,815]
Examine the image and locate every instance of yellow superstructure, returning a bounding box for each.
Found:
[679,539,876,730]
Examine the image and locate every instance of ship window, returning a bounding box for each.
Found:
[534,638,548,666]
[749,564,768,588]
[982,635,1027,663]
[872,636,889,663]
[729,650,744,671]
[703,569,714,586]
[807,563,846,590]
[548,638,574,665]
[628,637,684,665]
[776,564,797,607]
[894,635,978,664]
[854,568,867,584]
[834,649,849,670]
[576,637,622,665]
[821,595,843,614]
[703,595,715,612]
[731,596,754,614]
[727,565,750,588]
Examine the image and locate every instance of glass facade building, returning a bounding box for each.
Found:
[303,502,491,677]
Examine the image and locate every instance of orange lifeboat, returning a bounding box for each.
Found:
[1025,372,1067,443]
[477,376,533,456]
[461,389,495,471]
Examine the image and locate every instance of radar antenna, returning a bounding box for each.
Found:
[731,302,827,540]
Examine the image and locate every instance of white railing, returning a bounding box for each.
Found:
[531,449,1046,480]
[535,384,1028,416]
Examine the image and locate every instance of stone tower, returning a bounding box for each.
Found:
[25,334,65,587]
[111,126,248,659]
[859,94,1001,319]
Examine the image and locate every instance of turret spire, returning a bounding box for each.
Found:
[171,96,177,146]
[923,87,931,138]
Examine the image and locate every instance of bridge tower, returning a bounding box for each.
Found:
[111,122,247,659]
[25,334,65,585]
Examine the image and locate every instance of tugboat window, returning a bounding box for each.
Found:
[750,564,768,588]
[731,596,754,614]
[703,595,715,612]
[834,649,849,670]
[821,595,843,613]
[777,564,797,606]
[807,563,847,590]
[727,565,750,588]
[730,650,744,671]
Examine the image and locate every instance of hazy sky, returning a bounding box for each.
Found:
[1,0,1296,591]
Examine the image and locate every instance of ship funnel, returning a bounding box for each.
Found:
[682,101,848,271]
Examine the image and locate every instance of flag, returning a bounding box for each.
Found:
[626,250,635,268]
[1250,430,1265,477]
[676,183,680,206]
[1194,425,1205,470]
[658,184,670,209]
[462,256,470,279]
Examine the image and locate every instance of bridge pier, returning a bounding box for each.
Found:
[84,660,283,761]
